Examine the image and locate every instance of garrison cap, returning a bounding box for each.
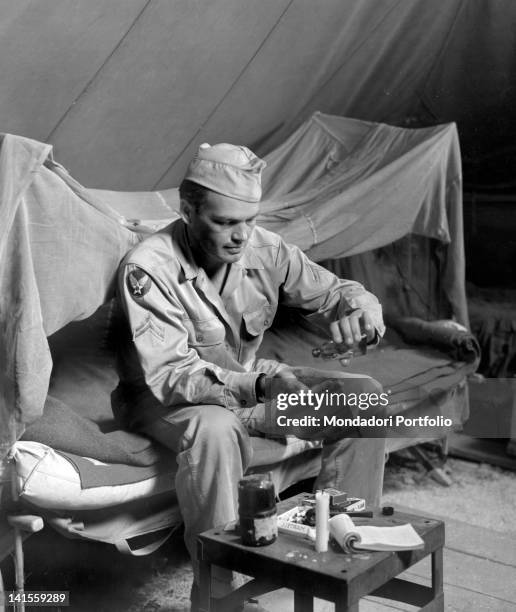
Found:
[184,143,266,202]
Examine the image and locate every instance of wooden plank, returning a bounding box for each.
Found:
[361,599,412,612]
[392,566,516,612]
[0,1,148,141]
[448,432,516,471]
[441,589,516,612]
[50,0,291,190]
[444,524,516,568]
[257,587,412,612]
[366,586,516,612]
[401,549,516,603]
[258,584,514,612]
[393,503,516,566]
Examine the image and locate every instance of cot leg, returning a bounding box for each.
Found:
[1,567,6,612]
[7,516,44,612]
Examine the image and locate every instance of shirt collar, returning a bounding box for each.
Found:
[172,220,199,280]
[235,243,264,271]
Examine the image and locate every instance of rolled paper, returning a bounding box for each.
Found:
[328,513,361,552]
[315,490,330,552]
[329,513,424,552]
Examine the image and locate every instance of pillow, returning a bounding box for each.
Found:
[11,441,176,511]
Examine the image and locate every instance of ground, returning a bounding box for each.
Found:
[383,452,516,536]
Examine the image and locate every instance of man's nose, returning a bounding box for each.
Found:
[231,225,248,242]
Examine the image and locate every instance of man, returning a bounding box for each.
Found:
[115,143,386,608]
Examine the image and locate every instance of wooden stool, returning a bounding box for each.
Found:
[197,493,444,612]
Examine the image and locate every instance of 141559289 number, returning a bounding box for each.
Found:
[4,591,69,606]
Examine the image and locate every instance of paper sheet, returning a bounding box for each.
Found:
[329,513,424,552]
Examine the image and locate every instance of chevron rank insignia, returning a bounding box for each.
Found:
[127,268,152,298]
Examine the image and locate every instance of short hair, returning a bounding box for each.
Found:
[179,179,210,210]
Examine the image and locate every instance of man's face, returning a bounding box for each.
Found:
[182,190,260,271]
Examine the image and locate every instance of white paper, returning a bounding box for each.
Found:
[329,513,425,552]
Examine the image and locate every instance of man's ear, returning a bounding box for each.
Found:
[179,199,192,224]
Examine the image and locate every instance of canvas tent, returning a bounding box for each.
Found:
[2,0,514,296]
[0,110,467,465]
[0,0,514,192]
[0,0,496,584]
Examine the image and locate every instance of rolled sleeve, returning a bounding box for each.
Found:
[278,241,385,338]
[222,371,261,408]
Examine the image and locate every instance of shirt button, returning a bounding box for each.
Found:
[196,334,204,342]
[240,399,247,406]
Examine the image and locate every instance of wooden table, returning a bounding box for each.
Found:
[197,493,444,612]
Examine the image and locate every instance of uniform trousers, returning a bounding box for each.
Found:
[141,368,386,582]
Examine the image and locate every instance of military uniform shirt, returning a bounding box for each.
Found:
[116,219,384,421]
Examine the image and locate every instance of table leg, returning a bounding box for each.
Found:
[335,601,358,612]
[198,559,212,612]
[294,591,313,612]
[335,599,358,612]
[431,547,444,601]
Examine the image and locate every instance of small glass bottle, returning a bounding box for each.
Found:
[312,340,352,360]
[312,336,367,360]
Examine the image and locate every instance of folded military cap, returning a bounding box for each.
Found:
[184,143,266,202]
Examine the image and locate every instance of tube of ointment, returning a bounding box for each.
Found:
[278,520,316,541]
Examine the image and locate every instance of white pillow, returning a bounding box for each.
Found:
[11,441,176,511]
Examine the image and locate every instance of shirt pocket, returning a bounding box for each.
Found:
[243,303,276,337]
[183,317,226,347]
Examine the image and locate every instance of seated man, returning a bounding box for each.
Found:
[114,143,386,608]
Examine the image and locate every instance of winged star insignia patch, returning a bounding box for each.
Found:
[127,268,151,297]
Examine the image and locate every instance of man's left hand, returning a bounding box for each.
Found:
[329,308,376,349]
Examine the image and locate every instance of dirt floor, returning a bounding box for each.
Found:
[383,448,516,536]
[2,448,516,611]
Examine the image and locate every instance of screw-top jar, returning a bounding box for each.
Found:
[238,474,278,546]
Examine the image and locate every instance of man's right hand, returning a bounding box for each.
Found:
[256,368,310,402]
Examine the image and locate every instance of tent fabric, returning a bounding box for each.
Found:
[0,134,139,462]
[258,113,466,327]
[1,1,513,191]
[0,113,467,462]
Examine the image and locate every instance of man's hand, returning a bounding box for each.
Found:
[330,308,376,349]
[256,369,309,402]
[275,369,310,395]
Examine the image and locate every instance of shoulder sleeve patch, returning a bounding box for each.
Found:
[127,267,152,297]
